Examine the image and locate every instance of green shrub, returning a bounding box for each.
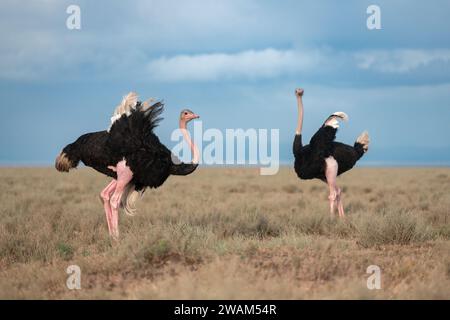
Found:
[57,242,74,260]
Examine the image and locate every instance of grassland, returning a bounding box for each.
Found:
[0,167,449,299]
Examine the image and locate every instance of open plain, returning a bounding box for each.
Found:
[0,167,449,299]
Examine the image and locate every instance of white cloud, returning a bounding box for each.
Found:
[355,49,450,73]
[147,48,326,81]
[147,48,450,82]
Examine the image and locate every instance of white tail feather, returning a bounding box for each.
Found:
[108,92,157,131]
[120,184,144,216]
[108,92,139,131]
[116,92,139,116]
[332,111,349,121]
[356,131,370,152]
[324,111,349,129]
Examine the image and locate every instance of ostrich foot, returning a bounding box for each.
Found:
[328,192,337,216]
[336,188,345,218]
[110,198,121,239]
[110,228,119,241]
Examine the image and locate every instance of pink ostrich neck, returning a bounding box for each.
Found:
[179,119,200,164]
[296,95,304,135]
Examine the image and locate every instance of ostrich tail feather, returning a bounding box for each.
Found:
[120,184,143,216]
[356,131,370,153]
[118,92,139,115]
[324,111,349,129]
[332,111,349,121]
[108,92,139,131]
[55,152,76,172]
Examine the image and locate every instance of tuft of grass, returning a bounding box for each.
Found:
[135,239,172,265]
[57,242,74,260]
[231,213,281,238]
[295,213,329,235]
[356,210,436,248]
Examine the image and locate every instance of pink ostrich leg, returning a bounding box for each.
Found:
[336,187,345,218]
[325,156,338,216]
[325,156,345,218]
[109,160,133,239]
[100,179,117,236]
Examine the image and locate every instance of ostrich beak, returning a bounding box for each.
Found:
[191,114,200,119]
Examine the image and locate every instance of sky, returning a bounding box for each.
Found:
[0,0,449,166]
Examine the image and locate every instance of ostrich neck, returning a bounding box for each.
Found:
[296,97,304,135]
[179,120,199,164]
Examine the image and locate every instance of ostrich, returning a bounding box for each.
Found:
[292,88,369,218]
[55,94,200,239]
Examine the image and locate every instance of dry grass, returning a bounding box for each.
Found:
[0,167,449,299]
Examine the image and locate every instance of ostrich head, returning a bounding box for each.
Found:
[180,109,199,123]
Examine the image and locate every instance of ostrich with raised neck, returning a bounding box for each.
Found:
[55,94,200,239]
[292,88,369,217]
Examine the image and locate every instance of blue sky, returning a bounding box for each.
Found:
[1,0,450,165]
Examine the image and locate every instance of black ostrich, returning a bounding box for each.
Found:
[55,96,200,238]
[292,88,369,217]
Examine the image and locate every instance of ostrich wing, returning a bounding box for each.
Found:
[106,101,167,155]
[331,142,360,175]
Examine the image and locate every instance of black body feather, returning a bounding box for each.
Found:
[57,101,198,190]
[293,125,365,181]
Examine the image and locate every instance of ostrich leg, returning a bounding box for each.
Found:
[336,187,345,218]
[100,180,117,236]
[109,160,133,239]
[325,156,339,217]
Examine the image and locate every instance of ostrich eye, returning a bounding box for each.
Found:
[184,112,188,115]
